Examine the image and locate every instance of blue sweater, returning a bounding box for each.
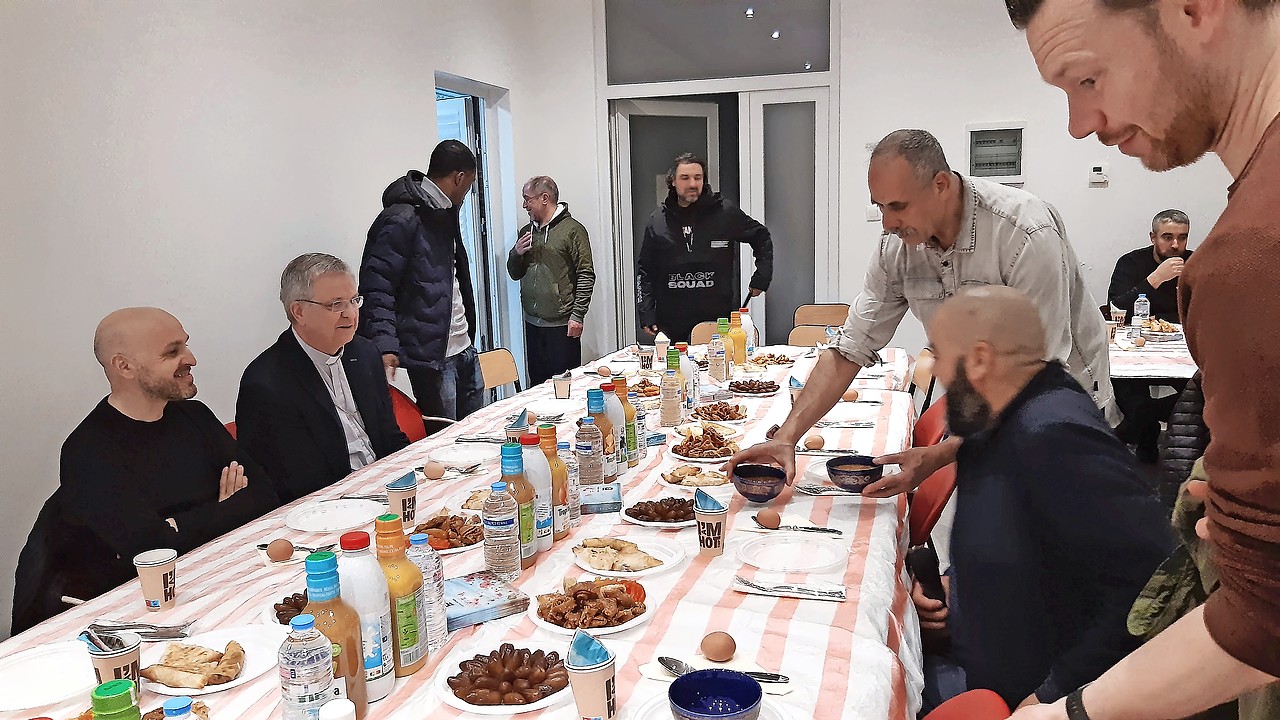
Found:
[950,362,1172,706]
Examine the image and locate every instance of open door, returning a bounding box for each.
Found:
[610,99,720,344]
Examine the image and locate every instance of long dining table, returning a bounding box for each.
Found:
[1,344,923,720]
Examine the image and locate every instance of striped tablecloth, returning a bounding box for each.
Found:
[791,347,913,392]
[2,346,922,720]
[1108,338,1197,379]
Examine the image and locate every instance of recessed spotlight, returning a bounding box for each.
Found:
[771,29,780,39]
[804,62,812,70]
[744,7,754,18]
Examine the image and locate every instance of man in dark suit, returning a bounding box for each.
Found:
[237,253,410,504]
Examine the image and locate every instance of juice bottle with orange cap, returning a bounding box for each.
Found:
[373,514,427,676]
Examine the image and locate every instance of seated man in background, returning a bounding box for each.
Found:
[1107,209,1192,323]
[13,308,278,630]
[237,253,409,504]
[911,287,1170,711]
[1108,209,1194,463]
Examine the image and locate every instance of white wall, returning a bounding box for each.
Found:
[0,0,602,638]
[836,0,1232,354]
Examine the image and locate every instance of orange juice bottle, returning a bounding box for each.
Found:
[303,552,369,717]
[728,311,748,369]
[503,442,538,569]
[374,514,427,677]
[538,424,570,540]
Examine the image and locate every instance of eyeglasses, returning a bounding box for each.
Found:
[298,296,364,313]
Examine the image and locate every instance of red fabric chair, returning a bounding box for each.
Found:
[388,385,428,443]
[913,396,948,448]
[224,421,237,440]
[923,689,1010,720]
[908,396,956,546]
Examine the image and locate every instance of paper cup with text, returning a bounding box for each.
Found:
[86,631,141,685]
[553,373,573,399]
[694,489,728,558]
[566,630,617,720]
[385,472,419,526]
[132,548,178,611]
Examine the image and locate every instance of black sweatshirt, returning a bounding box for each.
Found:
[1107,246,1193,322]
[56,398,279,601]
[950,363,1172,706]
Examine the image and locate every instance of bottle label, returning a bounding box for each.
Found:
[483,516,515,529]
[624,421,638,462]
[362,611,393,681]
[535,500,553,539]
[329,675,348,700]
[394,593,424,666]
[554,504,569,533]
[580,482,622,514]
[518,502,535,548]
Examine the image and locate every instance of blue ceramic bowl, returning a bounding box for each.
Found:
[731,464,786,503]
[668,669,763,720]
[825,454,883,492]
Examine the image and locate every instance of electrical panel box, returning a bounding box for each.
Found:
[967,122,1026,185]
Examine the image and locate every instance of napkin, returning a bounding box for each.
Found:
[731,576,847,603]
[567,629,613,669]
[386,471,416,490]
[637,656,793,696]
[694,489,726,512]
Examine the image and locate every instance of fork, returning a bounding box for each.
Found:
[255,542,336,553]
[814,421,876,429]
[92,619,195,633]
[733,576,846,600]
[445,462,484,475]
[794,484,860,496]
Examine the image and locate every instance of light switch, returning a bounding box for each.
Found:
[866,205,882,222]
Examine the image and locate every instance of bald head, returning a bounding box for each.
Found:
[92,307,198,401]
[928,286,1047,364]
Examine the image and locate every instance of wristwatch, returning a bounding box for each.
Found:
[1066,685,1092,720]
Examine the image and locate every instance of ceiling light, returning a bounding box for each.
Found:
[744,7,754,18]
[771,29,780,39]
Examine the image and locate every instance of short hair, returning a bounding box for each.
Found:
[525,176,559,202]
[1006,0,1279,30]
[1151,209,1190,234]
[666,153,709,188]
[280,253,353,322]
[870,129,952,184]
[426,139,477,179]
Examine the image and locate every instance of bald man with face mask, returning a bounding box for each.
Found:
[914,287,1170,713]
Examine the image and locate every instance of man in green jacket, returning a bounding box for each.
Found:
[507,176,595,385]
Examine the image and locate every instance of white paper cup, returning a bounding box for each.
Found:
[87,631,142,684]
[132,548,178,611]
[566,654,617,720]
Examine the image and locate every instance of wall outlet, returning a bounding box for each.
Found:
[1089,162,1110,185]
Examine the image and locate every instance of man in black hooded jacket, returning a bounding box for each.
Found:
[637,153,773,343]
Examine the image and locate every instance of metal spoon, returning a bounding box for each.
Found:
[751,515,843,535]
[658,656,789,684]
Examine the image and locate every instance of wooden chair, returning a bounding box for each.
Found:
[793,303,850,327]
[479,348,522,392]
[689,321,718,346]
[909,348,938,412]
[224,421,237,440]
[923,689,1010,720]
[787,324,829,347]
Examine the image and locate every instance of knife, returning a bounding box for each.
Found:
[658,656,789,684]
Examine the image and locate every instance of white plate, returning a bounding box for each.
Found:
[737,535,847,573]
[630,692,795,720]
[0,641,97,712]
[675,421,741,439]
[445,487,491,516]
[525,398,585,420]
[431,444,499,467]
[284,499,383,534]
[573,536,687,579]
[670,449,736,464]
[731,388,780,398]
[620,499,698,528]
[142,624,288,696]
[527,589,653,636]
[435,644,573,715]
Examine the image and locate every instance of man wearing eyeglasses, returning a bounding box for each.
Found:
[237,253,409,504]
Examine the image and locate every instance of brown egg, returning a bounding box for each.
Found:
[701,631,737,663]
[423,460,446,480]
[1134,337,1147,347]
[266,538,295,563]
[597,365,612,377]
[803,434,825,450]
[842,388,860,402]
[756,508,781,529]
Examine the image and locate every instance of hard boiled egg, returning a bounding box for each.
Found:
[597,365,612,377]
[701,631,737,662]
[756,508,781,529]
[842,388,860,402]
[803,434,825,450]
[423,460,446,480]
[265,538,295,562]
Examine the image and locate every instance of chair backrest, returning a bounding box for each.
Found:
[787,324,828,347]
[479,348,521,392]
[910,462,958,547]
[224,421,237,440]
[923,689,1010,720]
[910,348,937,411]
[388,385,428,443]
[793,303,850,327]
[913,395,947,449]
[690,321,718,346]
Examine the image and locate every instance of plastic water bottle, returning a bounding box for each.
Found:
[1133,294,1151,327]
[279,614,335,720]
[405,534,449,655]
[558,442,581,528]
[162,697,195,719]
[576,416,605,487]
[629,391,648,459]
[480,481,520,581]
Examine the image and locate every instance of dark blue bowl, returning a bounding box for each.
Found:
[668,669,763,720]
[731,464,786,503]
[825,454,883,492]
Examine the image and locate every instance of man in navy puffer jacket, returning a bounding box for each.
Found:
[358,140,485,420]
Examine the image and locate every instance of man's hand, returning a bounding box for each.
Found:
[912,574,950,631]
[514,231,534,256]
[382,353,399,383]
[861,439,958,498]
[1147,257,1185,288]
[748,287,764,297]
[723,438,797,484]
[1187,479,1211,541]
[219,461,248,502]
[1007,700,1067,720]
[641,325,659,337]
[1017,694,1041,710]
[567,319,584,338]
